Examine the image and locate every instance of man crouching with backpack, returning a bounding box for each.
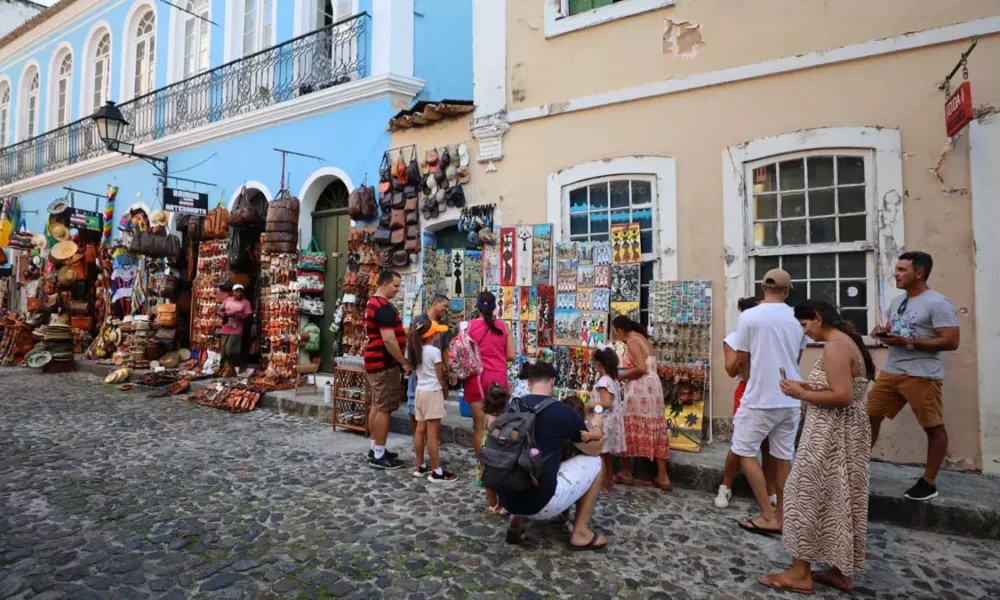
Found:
[490,362,607,551]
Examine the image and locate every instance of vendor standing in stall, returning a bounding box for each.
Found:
[219,284,253,377]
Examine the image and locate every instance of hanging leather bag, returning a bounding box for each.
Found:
[230,188,260,226]
[390,209,405,230]
[156,303,178,328]
[406,156,421,185]
[348,185,377,221]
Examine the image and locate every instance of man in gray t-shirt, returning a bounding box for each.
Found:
[869,252,960,502]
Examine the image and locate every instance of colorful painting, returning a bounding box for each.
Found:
[536,285,555,348]
[611,301,641,322]
[509,319,522,356]
[444,250,465,298]
[594,265,611,288]
[500,227,516,286]
[522,321,538,355]
[532,224,553,286]
[555,242,577,261]
[554,309,583,346]
[593,241,613,266]
[449,298,466,323]
[464,250,482,298]
[611,223,642,265]
[577,242,594,265]
[519,286,533,321]
[579,311,609,348]
[592,288,611,313]
[489,285,506,320]
[650,279,713,327]
[515,225,534,286]
[481,234,501,287]
[611,264,641,302]
[501,287,515,320]
[510,286,522,321]
[552,346,597,393]
[556,293,577,311]
[576,289,593,311]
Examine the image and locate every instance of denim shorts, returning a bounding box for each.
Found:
[406,373,417,416]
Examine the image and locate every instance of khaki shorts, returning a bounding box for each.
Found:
[867,372,944,428]
[415,389,446,422]
[367,367,402,414]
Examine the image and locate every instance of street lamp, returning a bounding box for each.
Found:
[91,101,168,180]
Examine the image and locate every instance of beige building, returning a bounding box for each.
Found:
[396,0,1000,473]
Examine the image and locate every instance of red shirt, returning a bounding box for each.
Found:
[364,296,405,373]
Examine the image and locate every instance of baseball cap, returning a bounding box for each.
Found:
[421,320,449,339]
[762,268,793,289]
[232,284,245,291]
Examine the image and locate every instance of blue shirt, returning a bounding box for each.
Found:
[496,395,586,516]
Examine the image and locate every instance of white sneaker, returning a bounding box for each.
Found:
[714,485,732,508]
[769,494,778,508]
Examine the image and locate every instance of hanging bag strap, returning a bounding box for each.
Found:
[306,237,321,254]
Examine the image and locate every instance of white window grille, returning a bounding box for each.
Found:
[134,11,157,96]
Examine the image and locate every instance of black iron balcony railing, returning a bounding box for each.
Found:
[0,12,368,186]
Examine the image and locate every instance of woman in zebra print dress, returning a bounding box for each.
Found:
[759,300,876,595]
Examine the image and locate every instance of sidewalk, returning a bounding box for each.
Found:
[74,360,1000,539]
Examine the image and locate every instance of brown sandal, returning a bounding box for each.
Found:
[758,575,813,595]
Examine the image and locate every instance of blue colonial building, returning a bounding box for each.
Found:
[0,0,472,248]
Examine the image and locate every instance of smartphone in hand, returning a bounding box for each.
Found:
[779,368,787,380]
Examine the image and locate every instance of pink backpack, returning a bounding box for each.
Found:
[448,330,483,380]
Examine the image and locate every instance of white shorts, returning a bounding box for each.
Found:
[525,456,603,521]
[731,407,800,461]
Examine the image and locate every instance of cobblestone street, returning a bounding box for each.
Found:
[2,371,999,600]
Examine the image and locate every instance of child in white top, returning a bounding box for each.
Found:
[588,348,626,491]
[406,319,457,483]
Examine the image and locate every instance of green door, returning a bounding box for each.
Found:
[311,179,351,373]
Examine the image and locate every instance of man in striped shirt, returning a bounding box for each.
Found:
[365,270,410,469]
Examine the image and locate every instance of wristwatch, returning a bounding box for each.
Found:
[593,405,604,414]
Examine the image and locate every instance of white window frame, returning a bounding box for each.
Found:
[547,156,679,322]
[722,127,905,343]
[544,0,675,39]
[0,79,10,148]
[169,0,212,82]
[121,2,159,101]
[18,63,41,141]
[241,0,276,57]
[80,22,112,117]
[50,50,74,129]
[744,150,877,336]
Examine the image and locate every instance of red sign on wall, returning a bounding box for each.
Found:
[945,81,974,138]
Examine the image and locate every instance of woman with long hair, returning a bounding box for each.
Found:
[466,290,516,460]
[759,299,875,595]
[610,315,671,491]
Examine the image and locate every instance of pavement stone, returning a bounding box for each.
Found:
[2,369,999,599]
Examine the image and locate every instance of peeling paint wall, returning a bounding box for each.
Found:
[663,20,704,58]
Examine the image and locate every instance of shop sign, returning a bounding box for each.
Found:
[163,187,209,216]
[945,81,974,138]
[68,207,103,232]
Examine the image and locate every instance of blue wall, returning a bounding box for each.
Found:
[16,97,393,236]
[413,0,473,102]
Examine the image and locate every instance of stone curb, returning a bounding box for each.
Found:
[71,361,999,540]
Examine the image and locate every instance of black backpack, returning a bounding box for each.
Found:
[480,397,558,493]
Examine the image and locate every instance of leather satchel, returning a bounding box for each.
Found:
[348,185,377,221]
[406,157,421,185]
[390,228,405,246]
[405,210,419,226]
[373,228,392,246]
[230,189,260,226]
[204,205,229,239]
[392,250,409,267]
[406,224,420,240]
[404,196,418,212]
[404,238,419,252]
[391,192,405,210]
[390,209,405,230]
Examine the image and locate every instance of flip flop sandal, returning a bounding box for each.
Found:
[758,575,813,595]
[811,571,854,592]
[738,518,782,537]
[505,527,526,545]
[568,532,607,552]
[654,480,674,492]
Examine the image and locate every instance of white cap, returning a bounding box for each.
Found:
[232,284,245,291]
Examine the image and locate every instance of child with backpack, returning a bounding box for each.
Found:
[480,383,511,515]
[407,319,458,483]
[589,348,626,491]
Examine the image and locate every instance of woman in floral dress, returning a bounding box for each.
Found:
[611,316,671,491]
[759,299,875,594]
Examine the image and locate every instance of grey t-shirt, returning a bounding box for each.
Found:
[882,289,959,380]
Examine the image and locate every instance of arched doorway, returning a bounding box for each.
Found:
[310,177,349,372]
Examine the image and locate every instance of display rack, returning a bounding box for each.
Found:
[331,365,370,435]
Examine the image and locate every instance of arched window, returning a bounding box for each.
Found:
[0,82,10,148]
[182,0,211,78]
[19,67,40,140]
[133,10,156,96]
[93,33,111,109]
[53,52,74,128]
[242,0,274,55]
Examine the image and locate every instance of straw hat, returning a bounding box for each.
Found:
[32,234,48,250]
[50,240,79,263]
[49,222,70,242]
[151,210,169,228]
[57,265,77,287]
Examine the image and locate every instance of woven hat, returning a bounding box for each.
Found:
[49,222,70,242]
[151,210,169,228]
[47,199,69,215]
[32,234,48,250]
[57,265,77,287]
[50,240,79,263]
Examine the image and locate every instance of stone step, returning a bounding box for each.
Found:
[74,360,1000,539]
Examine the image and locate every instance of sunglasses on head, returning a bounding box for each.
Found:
[897,298,908,315]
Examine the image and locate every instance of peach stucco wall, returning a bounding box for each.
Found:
[477,11,998,468]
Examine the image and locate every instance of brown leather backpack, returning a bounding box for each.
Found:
[348,185,376,221]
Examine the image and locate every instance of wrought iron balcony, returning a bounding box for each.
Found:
[0,12,368,187]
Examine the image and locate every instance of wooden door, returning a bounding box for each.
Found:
[312,209,350,372]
